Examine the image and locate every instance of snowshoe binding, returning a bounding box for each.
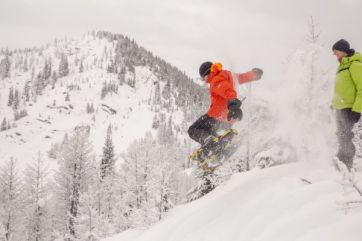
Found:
[189,128,239,174]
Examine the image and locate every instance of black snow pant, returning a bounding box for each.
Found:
[188,114,229,145]
[336,109,356,170]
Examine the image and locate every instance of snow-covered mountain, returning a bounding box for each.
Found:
[0,31,207,169]
[103,162,362,241]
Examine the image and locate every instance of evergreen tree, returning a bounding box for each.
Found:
[305,16,321,110]
[53,126,93,240]
[162,79,171,100]
[1,118,7,131]
[100,124,116,179]
[23,153,51,241]
[7,88,14,107]
[0,158,23,241]
[101,82,107,99]
[34,73,45,96]
[12,89,20,110]
[43,58,52,80]
[58,54,69,77]
[75,192,101,241]
[51,71,58,89]
[0,55,11,79]
[23,81,31,102]
[153,81,161,106]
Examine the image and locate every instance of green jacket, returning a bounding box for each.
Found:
[332,52,362,113]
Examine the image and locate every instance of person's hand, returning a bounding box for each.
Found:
[227,108,243,121]
[350,111,361,123]
[227,98,243,121]
[252,68,263,80]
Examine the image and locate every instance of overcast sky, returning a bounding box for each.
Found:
[1,0,361,79]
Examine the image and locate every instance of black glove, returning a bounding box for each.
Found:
[227,108,243,121]
[227,98,242,109]
[252,68,263,80]
[350,111,361,123]
[227,98,243,121]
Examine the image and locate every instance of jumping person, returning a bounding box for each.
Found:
[188,61,263,156]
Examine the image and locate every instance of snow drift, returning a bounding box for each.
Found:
[104,161,362,241]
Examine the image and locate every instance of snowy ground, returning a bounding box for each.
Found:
[104,161,362,241]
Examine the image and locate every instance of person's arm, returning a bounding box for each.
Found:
[351,61,362,113]
[236,68,263,84]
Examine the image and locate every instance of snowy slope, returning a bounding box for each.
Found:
[104,162,362,241]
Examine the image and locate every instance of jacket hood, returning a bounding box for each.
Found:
[339,52,362,71]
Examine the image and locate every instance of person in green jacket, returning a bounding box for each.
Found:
[332,39,362,171]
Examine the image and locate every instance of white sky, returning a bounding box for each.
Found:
[1,0,362,79]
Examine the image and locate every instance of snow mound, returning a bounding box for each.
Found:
[105,162,362,241]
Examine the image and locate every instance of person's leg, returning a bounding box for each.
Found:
[336,109,355,170]
[188,114,220,145]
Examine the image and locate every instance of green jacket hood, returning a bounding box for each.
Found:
[338,52,362,72]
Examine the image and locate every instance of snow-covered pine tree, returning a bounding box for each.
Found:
[51,71,58,89]
[101,82,107,100]
[58,54,69,78]
[0,54,11,79]
[154,152,175,220]
[305,16,322,110]
[7,88,13,107]
[120,134,156,228]
[100,124,116,180]
[23,56,28,72]
[33,73,45,96]
[12,89,20,110]
[98,124,118,232]
[23,81,31,102]
[23,153,51,241]
[153,81,161,108]
[75,192,101,241]
[1,118,7,131]
[161,79,171,100]
[43,58,52,80]
[52,126,93,240]
[0,158,23,241]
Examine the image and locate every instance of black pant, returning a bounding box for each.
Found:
[188,114,229,145]
[336,109,356,170]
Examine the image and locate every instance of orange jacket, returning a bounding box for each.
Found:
[206,64,257,122]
